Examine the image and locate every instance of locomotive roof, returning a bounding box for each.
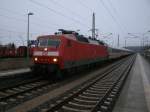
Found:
[57,29,106,45]
[36,29,106,46]
[37,34,106,46]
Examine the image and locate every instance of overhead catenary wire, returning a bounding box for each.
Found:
[0,28,39,35]
[0,28,38,41]
[48,0,88,22]
[0,7,25,16]
[77,0,94,13]
[30,0,89,28]
[106,0,128,32]
[0,7,61,27]
[0,7,68,31]
[0,14,26,22]
[0,27,55,42]
[0,14,56,30]
[0,27,54,45]
[0,23,53,35]
[74,0,108,34]
[98,0,126,33]
[0,13,57,42]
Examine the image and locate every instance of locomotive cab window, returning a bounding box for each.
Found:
[38,38,60,47]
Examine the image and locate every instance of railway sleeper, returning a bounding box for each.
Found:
[86,89,107,95]
[93,83,113,87]
[62,105,89,112]
[89,87,109,91]
[71,99,98,105]
[5,90,17,94]
[92,85,112,89]
[78,94,101,100]
[100,105,109,112]
[68,101,95,108]
[11,88,23,92]
[83,91,103,97]
[0,91,10,96]
[62,103,92,111]
[74,97,98,103]
[82,92,103,98]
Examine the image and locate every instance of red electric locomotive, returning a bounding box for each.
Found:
[32,29,109,77]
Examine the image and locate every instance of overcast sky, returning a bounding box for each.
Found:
[0,0,150,47]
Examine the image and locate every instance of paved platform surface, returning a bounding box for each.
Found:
[0,68,31,77]
[0,58,33,71]
[113,54,150,112]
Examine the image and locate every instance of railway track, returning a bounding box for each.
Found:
[0,55,135,112]
[34,55,135,112]
[0,78,53,111]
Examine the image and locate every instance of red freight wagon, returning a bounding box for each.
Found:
[4,48,16,57]
[17,46,27,57]
[0,47,6,58]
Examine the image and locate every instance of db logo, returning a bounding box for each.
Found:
[42,52,48,56]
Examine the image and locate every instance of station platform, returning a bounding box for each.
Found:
[113,54,150,112]
[0,68,31,77]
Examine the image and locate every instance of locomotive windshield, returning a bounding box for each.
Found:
[38,38,60,47]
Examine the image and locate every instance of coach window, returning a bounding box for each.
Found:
[67,40,72,47]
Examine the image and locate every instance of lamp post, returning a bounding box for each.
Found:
[27,12,34,59]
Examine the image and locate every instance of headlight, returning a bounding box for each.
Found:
[44,48,47,51]
[34,57,38,61]
[53,58,58,62]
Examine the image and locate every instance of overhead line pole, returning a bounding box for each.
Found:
[92,12,95,39]
[117,34,119,47]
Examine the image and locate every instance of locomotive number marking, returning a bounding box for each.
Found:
[42,52,48,56]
